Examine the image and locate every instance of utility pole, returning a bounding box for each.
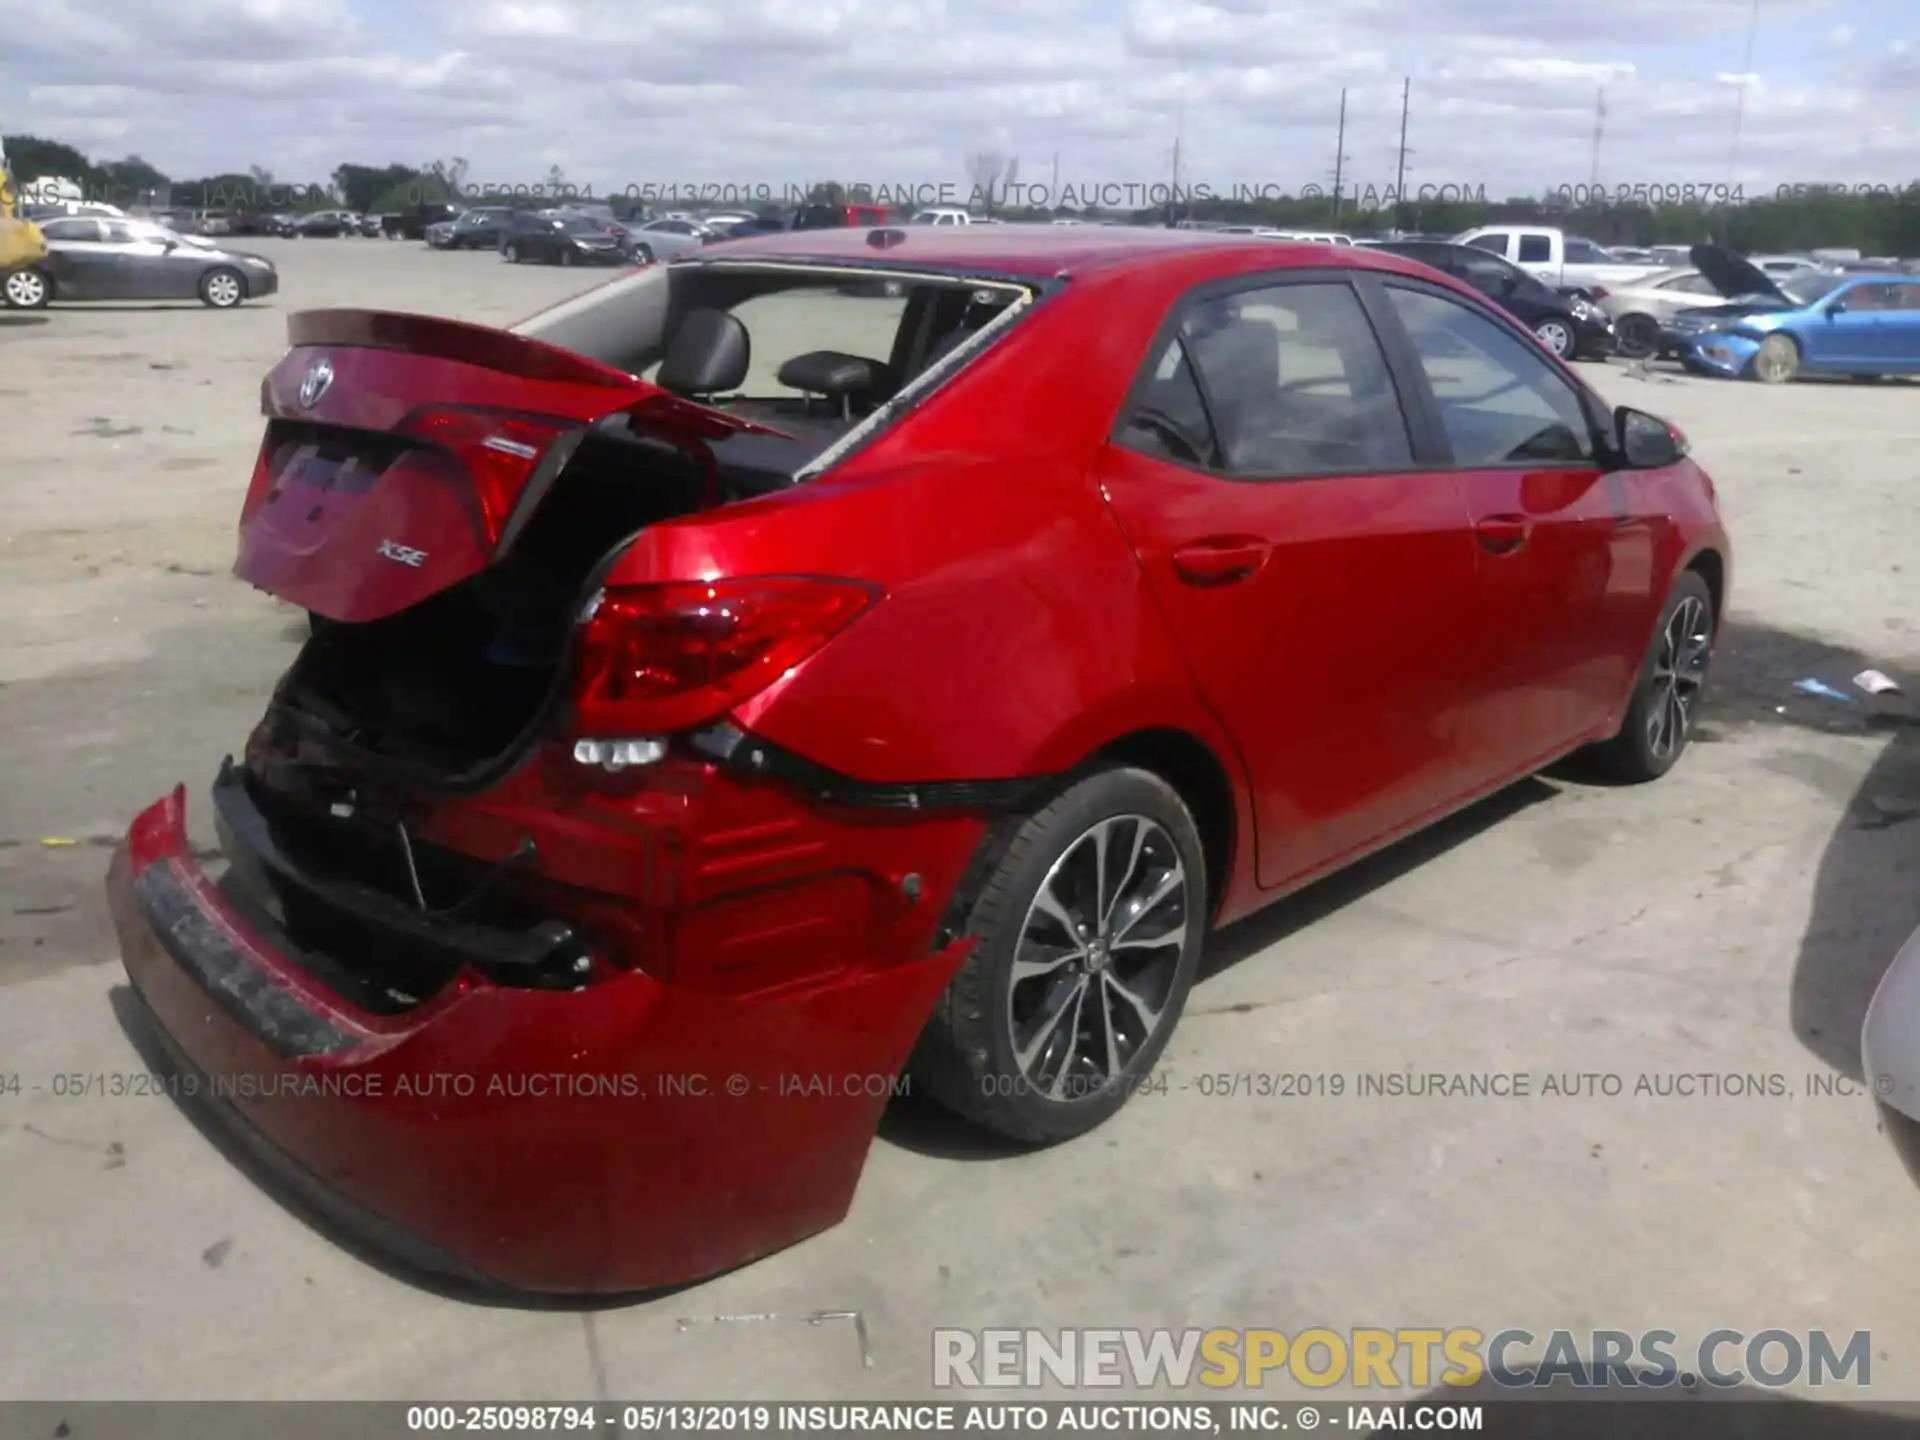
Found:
[1728,0,1761,181]
[1169,134,1182,227]
[1050,150,1059,209]
[1393,77,1411,229]
[1590,87,1606,188]
[1331,88,1349,218]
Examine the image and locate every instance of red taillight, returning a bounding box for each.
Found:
[396,406,576,546]
[239,430,277,527]
[572,577,880,736]
[1588,286,1609,300]
[1669,422,1690,457]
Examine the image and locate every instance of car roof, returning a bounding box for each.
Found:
[691,222,1428,281]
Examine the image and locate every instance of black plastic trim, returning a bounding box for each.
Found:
[131,862,358,1059]
[212,760,580,973]
[686,722,1052,812]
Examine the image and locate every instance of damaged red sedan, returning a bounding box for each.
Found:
[108,227,1730,1293]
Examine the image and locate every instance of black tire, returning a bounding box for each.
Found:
[503,242,519,263]
[3,266,51,309]
[633,243,654,264]
[1615,314,1660,360]
[1587,571,1715,782]
[910,766,1206,1143]
[560,247,576,267]
[198,266,246,309]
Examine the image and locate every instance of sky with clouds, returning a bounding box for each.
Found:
[6,0,1916,204]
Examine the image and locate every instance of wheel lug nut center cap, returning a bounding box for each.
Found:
[1087,939,1110,971]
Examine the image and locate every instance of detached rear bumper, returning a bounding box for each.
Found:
[108,785,969,1294]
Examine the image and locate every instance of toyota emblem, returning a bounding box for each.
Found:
[299,358,334,408]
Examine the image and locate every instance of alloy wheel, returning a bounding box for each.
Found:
[1006,814,1189,1099]
[203,271,242,307]
[1753,335,1799,383]
[4,269,48,308]
[1646,595,1711,761]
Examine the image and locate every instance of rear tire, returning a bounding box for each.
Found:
[503,242,519,263]
[633,243,654,264]
[1587,571,1715,783]
[910,767,1206,1144]
[3,267,50,309]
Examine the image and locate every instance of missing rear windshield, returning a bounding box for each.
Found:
[513,262,1038,475]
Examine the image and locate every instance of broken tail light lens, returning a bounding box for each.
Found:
[571,578,880,738]
[395,406,579,548]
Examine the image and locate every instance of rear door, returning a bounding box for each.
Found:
[37,218,111,298]
[1883,282,1920,373]
[1096,272,1486,889]
[1372,279,1657,768]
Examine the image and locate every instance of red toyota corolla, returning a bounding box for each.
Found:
[107,225,1729,1293]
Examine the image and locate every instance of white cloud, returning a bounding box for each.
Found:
[1,0,1913,200]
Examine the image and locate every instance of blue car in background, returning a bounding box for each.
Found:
[1666,244,1920,383]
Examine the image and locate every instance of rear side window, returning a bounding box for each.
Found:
[1160,281,1413,477]
[1517,234,1553,264]
[1383,286,1597,466]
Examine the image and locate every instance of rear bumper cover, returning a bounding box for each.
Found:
[108,785,969,1294]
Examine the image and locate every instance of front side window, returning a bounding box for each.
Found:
[1516,234,1553,264]
[1384,286,1598,466]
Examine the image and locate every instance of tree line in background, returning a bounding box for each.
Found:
[7,133,1919,256]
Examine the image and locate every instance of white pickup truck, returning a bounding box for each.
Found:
[1451,225,1658,293]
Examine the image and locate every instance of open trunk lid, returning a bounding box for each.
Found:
[239,308,788,623]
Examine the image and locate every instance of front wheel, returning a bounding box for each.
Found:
[632,243,654,264]
[1534,318,1576,359]
[502,242,519,263]
[1587,571,1715,782]
[560,247,576,267]
[1615,314,1660,360]
[3,267,50,309]
[199,267,245,308]
[1750,334,1801,384]
[910,767,1206,1144]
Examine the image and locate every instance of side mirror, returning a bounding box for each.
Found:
[1826,298,1847,316]
[1615,406,1687,469]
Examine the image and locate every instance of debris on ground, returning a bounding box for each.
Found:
[1855,669,1904,696]
[1793,678,1854,703]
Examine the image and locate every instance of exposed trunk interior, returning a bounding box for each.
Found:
[270,418,810,781]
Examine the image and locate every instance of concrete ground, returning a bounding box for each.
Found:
[3,238,1920,1409]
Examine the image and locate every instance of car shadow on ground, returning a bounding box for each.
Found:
[886,614,1920,1160]
[1390,1376,1920,1438]
[0,312,49,327]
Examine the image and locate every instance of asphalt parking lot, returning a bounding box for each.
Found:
[3,237,1920,1405]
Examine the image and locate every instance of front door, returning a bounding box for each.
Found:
[1096,273,1485,889]
[1371,280,1659,768]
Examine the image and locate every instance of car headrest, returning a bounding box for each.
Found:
[658,309,750,395]
[777,350,889,398]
